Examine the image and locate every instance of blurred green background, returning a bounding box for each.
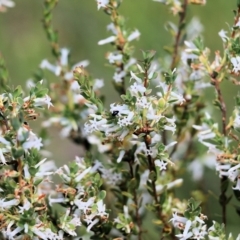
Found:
[0,0,239,238]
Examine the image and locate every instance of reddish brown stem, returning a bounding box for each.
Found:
[170,0,188,70]
[211,76,228,226]
[128,162,142,240]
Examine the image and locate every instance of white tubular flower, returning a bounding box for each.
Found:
[186,17,204,40]
[170,212,188,228]
[18,198,31,214]
[23,164,31,179]
[0,136,10,145]
[170,91,185,105]
[117,150,125,163]
[118,129,129,141]
[165,141,177,151]
[60,48,69,66]
[17,127,43,150]
[136,96,151,108]
[156,179,183,193]
[130,71,142,83]
[155,159,168,171]
[84,115,108,133]
[130,82,146,95]
[23,132,43,150]
[0,198,19,209]
[233,178,240,191]
[87,218,99,232]
[111,104,131,115]
[70,80,81,92]
[97,200,108,217]
[175,220,193,239]
[118,112,134,126]
[40,59,61,76]
[32,225,59,240]
[192,224,207,239]
[0,0,15,9]
[189,69,205,81]
[107,52,123,64]
[113,71,126,83]
[216,162,230,178]
[26,79,35,89]
[74,166,91,182]
[184,41,199,56]
[55,167,71,182]
[71,59,90,70]
[227,164,240,182]
[33,94,53,109]
[125,58,137,70]
[107,23,117,34]
[74,197,95,214]
[98,36,116,45]
[2,221,23,240]
[48,195,67,206]
[0,148,6,164]
[218,29,229,42]
[93,79,104,91]
[96,0,109,10]
[233,111,240,129]
[231,56,240,74]
[127,29,140,42]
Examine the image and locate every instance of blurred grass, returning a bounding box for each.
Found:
[0,0,240,237]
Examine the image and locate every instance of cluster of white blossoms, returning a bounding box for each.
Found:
[1,158,59,239]
[50,156,109,235]
[218,19,240,75]
[40,48,105,142]
[170,212,208,239]
[0,83,54,165]
[171,211,240,240]
[97,2,140,87]
[83,66,182,163]
[192,112,240,191]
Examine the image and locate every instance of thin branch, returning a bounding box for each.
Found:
[211,78,227,136]
[170,0,188,70]
[144,137,171,238]
[231,5,240,38]
[211,75,228,226]
[162,0,188,146]
[110,4,126,95]
[128,162,142,240]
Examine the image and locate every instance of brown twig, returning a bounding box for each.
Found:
[211,78,227,136]
[231,5,240,38]
[170,0,188,70]
[128,162,142,240]
[144,136,171,238]
[211,75,228,226]
[162,0,188,147]
[110,4,126,95]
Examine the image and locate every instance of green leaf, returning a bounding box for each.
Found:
[149,170,157,182]
[98,190,106,200]
[128,178,138,191]
[159,188,167,205]
[121,191,133,199]
[11,147,24,158]
[11,118,21,131]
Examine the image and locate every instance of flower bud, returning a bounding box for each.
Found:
[158,98,166,109]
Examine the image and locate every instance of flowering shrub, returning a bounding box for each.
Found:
[1,0,240,239]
